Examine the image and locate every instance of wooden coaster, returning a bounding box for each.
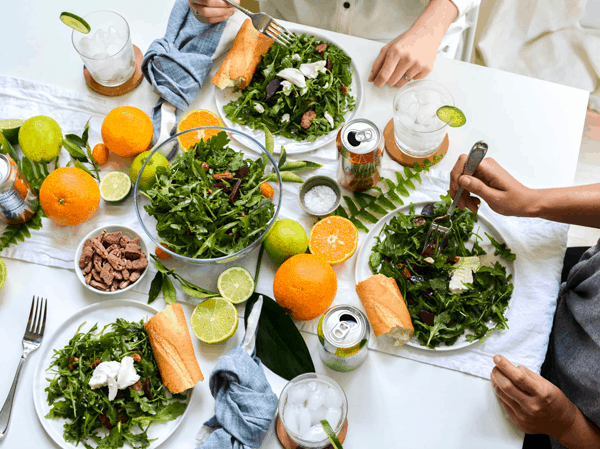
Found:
[384,119,448,167]
[276,415,348,449]
[83,45,144,97]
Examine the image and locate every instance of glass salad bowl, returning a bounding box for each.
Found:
[134,126,282,265]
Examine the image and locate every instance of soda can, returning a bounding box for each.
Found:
[317,305,370,372]
[336,118,382,192]
[0,153,39,225]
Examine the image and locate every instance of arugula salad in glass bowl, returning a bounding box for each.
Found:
[215,30,361,153]
[134,127,282,265]
[366,195,516,349]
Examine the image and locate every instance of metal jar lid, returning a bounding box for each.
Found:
[323,306,369,349]
[0,154,12,187]
[340,118,381,156]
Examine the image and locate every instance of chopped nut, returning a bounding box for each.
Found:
[102,231,122,248]
[122,269,130,281]
[213,172,234,181]
[446,256,460,265]
[129,271,141,283]
[132,353,142,363]
[91,238,108,258]
[85,273,92,285]
[201,162,209,172]
[91,268,103,283]
[68,357,79,371]
[93,254,103,273]
[100,263,114,286]
[120,236,132,248]
[79,246,94,269]
[340,83,347,95]
[301,110,317,129]
[113,271,123,281]
[107,253,125,271]
[397,264,412,279]
[83,261,93,275]
[315,43,327,54]
[412,217,427,226]
[132,380,143,391]
[90,280,109,291]
[118,280,131,289]
[124,244,143,260]
[125,260,133,270]
[90,358,101,368]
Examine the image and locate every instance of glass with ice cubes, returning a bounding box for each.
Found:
[71,11,135,87]
[393,80,454,157]
[279,373,348,448]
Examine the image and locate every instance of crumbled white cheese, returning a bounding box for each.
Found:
[449,257,481,293]
[424,257,435,264]
[116,356,140,390]
[324,111,334,128]
[254,103,265,114]
[277,68,306,88]
[281,113,290,123]
[89,361,121,389]
[292,54,301,61]
[281,80,293,96]
[323,82,329,89]
[299,60,327,79]
[107,376,118,401]
[300,86,308,96]
[88,357,140,401]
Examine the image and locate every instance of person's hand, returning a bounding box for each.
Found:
[450,155,538,217]
[368,27,439,88]
[189,0,238,24]
[491,355,578,440]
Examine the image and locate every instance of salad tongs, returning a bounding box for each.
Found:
[422,141,488,257]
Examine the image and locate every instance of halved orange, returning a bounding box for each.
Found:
[309,216,359,265]
[176,109,224,151]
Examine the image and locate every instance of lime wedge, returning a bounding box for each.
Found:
[0,258,7,289]
[320,420,344,449]
[0,119,24,145]
[60,12,91,34]
[191,297,239,344]
[100,171,131,203]
[437,106,467,128]
[217,266,255,304]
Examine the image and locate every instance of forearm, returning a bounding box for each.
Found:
[555,408,600,448]
[527,184,600,228]
[410,0,459,39]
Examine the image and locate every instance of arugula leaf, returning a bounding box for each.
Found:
[426,312,451,347]
[485,232,516,261]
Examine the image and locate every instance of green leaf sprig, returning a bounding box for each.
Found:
[62,118,100,181]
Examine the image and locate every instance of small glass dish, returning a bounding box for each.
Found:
[134,126,282,265]
[299,176,342,217]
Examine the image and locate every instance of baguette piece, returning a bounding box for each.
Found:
[145,304,203,393]
[356,274,414,346]
[211,19,274,90]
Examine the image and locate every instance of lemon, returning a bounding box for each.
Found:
[0,119,24,145]
[18,116,63,162]
[264,219,308,265]
[191,297,239,344]
[130,150,169,191]
[0,258,6,289]
[217,267,254,304]
[100,171,132,203]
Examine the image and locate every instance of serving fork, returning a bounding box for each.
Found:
[422,141,488,257]
[0,296,47,441]
[221,0,296,48]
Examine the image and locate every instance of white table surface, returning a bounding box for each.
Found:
[0,1,590,448]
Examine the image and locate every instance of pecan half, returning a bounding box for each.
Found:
[340,83,348,95]
[213,172,233,181]
[315,43,327,54]
[301,110,317,129]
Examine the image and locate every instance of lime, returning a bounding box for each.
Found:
[60,12,91,34]
[130,150,169,191]
[100,171,132,203]
[0,258,6,289]
[18,116,63,162]
[217,267,254,304]
[437,106,467,128]
[264,219,308,265]
[320,420,344,449]
[191,297,239,344]
[0,119,24,145]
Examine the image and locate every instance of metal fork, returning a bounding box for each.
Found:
[0,296,47,441]
[221,0,295,47]
[422,141,488,257]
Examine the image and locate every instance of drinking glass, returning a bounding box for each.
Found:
[71,10,136,87]
[278,373,348,449]
[393,80,454,157]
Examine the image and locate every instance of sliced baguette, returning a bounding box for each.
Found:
[145,304,203,393]
[356,274,414,346]
[211,18,274,90]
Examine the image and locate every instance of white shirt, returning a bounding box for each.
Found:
[258,0,480,58]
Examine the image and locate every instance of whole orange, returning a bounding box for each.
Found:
[273,254,337,321]
[40,167,100,226]
[101,106,153,157]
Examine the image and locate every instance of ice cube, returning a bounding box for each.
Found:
[310,405,329,426]
[406,102,419,118]
[106,26,119,43]
[78,37,99,57]
[417,103,440,125]
[307,383,328,411]
[307,381,318,392]
[325,407,343,427]
[302,424,328,443]
[325,387,343,409]
[93,29,108,54]
[398,92,417,112]
[418,90,441,105]
[397,113,416,129]
[283,404,299,435]
[287,384,308,405]
[297,407,312,436]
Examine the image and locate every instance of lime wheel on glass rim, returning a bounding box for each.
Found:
[59,12,91,34]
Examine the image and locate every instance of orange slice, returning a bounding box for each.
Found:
[309,216,359,265]
[176,109,224,151]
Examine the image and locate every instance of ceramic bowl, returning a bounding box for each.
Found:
[298,175,342,217]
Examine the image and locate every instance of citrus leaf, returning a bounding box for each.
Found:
[64,134,87,148]
[147,272,163,304]
[161,275,177,304]
[244,292,315,381]
[62,138,87,161]
[73,160,94,178]
[179,281,220,299]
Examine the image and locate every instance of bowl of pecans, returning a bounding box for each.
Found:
[74,225,149,295]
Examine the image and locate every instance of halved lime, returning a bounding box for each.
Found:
[0,119,24,145]
[191,297,239,344]
[320,420,344,449]
[100,171,131,203]
[217,267,254,304]
[437,106,466,128]
[0,258,7,289]
[60,12,91,34]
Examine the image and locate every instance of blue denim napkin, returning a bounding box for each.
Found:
[196,297,279,449]
[141,0,226,141]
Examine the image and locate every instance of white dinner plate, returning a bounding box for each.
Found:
[355,201,516,351]
[214,27,363,154]
[33,299,192,449]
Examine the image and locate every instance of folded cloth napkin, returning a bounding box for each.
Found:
[141,0,227,141]
[196,296,279,449]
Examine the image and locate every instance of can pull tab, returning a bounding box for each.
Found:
[331,321,352,342]
[347,130,374,147]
